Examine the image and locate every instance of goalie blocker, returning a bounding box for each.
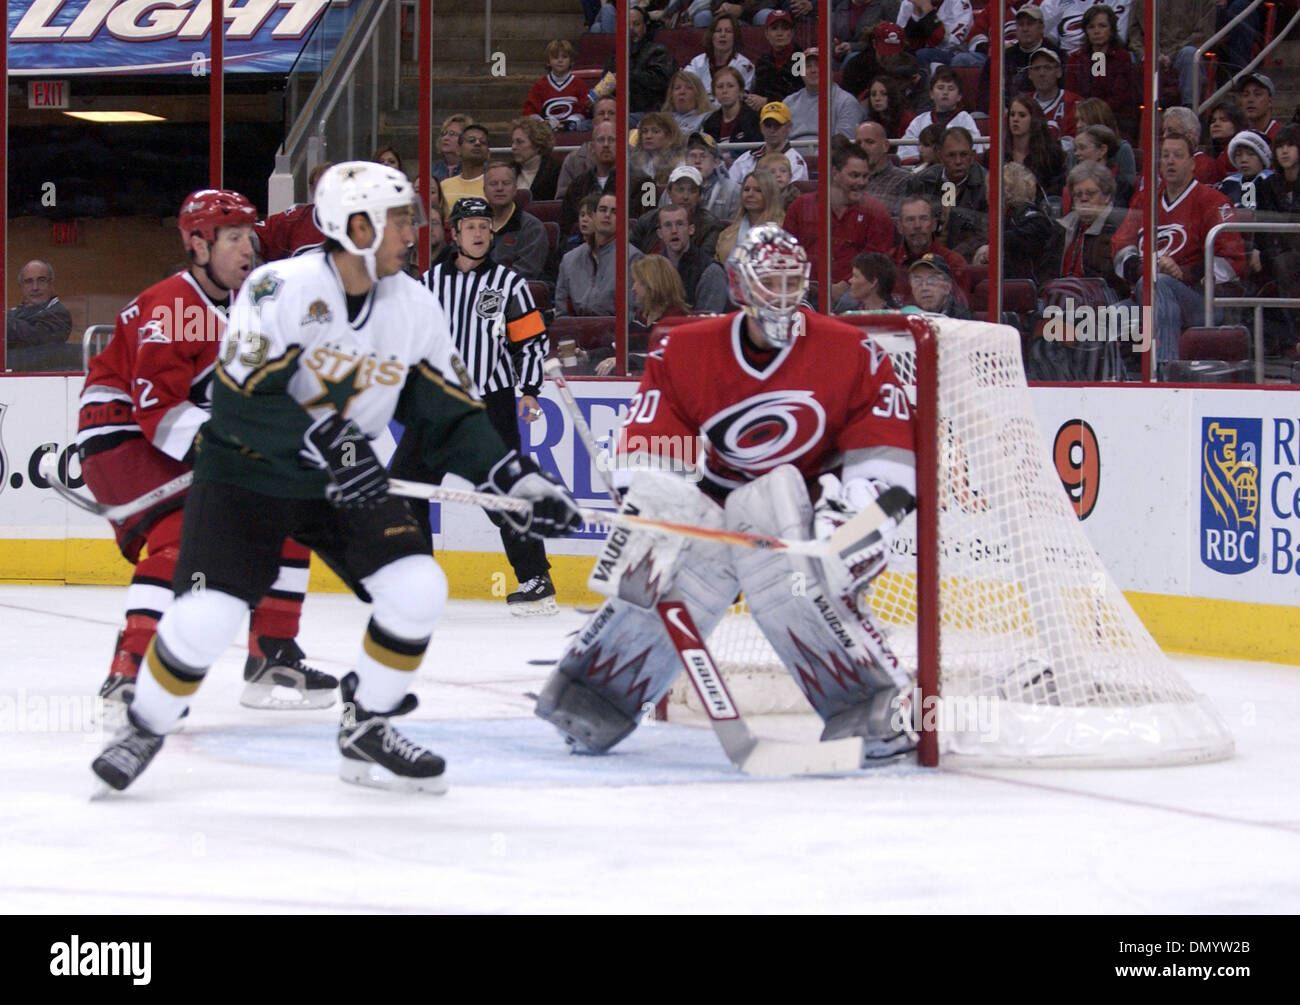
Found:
[534,465,916,762]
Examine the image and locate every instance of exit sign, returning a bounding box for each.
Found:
[29,81,69,109]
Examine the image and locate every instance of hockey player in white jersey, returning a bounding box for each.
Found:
[91,162,582,796]
[535,225,919,764]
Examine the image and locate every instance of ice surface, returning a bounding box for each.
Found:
[1,585,1296,914]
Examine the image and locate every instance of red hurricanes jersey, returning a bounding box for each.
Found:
[618,310,916,501]
[80,271,227,462]
[1111,179,1246,283]
[522,73,592,125]
[254,203,325,262]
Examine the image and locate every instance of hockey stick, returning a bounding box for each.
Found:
[656,599,866,774]
[387,478,910,557]
[38,454,193,524]
[543,358,622,507]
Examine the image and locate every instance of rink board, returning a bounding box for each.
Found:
[0,374,1296,664]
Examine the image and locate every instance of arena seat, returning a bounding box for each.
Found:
[530,199,563,225]
[576,33,613,69]
[1179,326,1250,362]
[527,280,552,312]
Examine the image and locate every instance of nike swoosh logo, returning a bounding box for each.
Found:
[664,605,696,641]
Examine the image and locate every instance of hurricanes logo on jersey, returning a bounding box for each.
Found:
[1155,224,1188,260]
[544,97,579,120]
[1200,418,1260,575]
[701,390,827,482]
[475,289,505,319]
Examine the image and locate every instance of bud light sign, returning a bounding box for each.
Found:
[1199,417,1260,574]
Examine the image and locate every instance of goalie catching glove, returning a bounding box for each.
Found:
[814,473,910,608]
[480,452,583,540]
[300,412,389,509]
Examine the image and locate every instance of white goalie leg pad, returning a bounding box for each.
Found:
[726,466,914,755]
[536,534,738,753]
[587,469,724,608]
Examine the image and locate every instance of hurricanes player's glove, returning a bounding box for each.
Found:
[480,451,583,540]
[813,473,896,604]
[300,412,389,509]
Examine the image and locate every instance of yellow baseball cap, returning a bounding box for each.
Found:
[760,101,792,125]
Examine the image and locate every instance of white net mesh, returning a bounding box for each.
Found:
[674,317,1234,767]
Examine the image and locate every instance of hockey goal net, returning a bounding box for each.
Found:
[674,314,1234,768]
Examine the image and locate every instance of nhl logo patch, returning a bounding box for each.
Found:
[475,288,505,319]
[301,299,333,326]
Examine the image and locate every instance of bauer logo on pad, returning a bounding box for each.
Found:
[1199,417,1260,575]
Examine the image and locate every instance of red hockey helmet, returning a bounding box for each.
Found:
[178,189,257,244]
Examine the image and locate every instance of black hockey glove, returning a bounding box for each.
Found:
[300,412,389,509]
[480,451,583,540]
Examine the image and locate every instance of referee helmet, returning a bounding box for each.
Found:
[449,197,493,227]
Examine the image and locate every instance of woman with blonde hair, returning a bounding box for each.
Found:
[662,71,716,137]
[593,254,689,376]
[973,162,1054,283]
[714,169,786,264]
[510,116,559,200]
[631,111,686,186]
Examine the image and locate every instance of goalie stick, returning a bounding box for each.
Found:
[538,377,919,776]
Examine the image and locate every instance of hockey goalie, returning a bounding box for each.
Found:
[535,225,919,764]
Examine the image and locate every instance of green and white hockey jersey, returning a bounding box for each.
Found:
[198,250,505,497]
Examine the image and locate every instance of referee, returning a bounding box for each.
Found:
[390,195,558,615]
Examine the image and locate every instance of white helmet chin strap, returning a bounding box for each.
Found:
[337,210,386,282]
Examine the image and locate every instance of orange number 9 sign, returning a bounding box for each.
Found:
[1053,420,1100,520]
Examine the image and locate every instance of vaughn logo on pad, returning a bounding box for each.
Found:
[1200,418,1260,575]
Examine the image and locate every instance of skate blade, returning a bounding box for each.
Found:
[339,759,448,795]
[508,597,560,617]
[240,682,336,711]
[89,777,114,801]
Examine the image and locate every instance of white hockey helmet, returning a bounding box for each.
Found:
[725,224,810,347]
[313,161,424,280]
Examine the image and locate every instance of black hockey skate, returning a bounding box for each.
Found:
[241,636,339,710]
[507,574,558,616]
[91,709,165,792]
[337,673,447,794]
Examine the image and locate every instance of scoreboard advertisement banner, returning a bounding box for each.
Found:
[6,0,357,75]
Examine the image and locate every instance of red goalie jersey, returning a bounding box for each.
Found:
[618,310,916,502]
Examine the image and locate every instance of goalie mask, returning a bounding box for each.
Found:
[725,224,810,347]
[313,161,425,281]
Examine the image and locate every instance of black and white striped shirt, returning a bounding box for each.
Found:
[422,252,548,396]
